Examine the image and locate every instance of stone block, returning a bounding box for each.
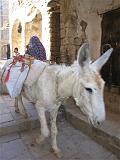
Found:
[65,27,77,37]
[1,139,28,160]
[74,37,82,46]
[0,113,13,124]
[104,87,120,114]
[12,152,34,160]
[61,38,74,45]
[24,102,35,110]
[0,104,10,114]
[60,29,65,38]
[0,133,20,143]
[26,109,38,118]
[60,23,65,29]
[11,111,25,120]
[64,98,120,159]
[60,45,65,53]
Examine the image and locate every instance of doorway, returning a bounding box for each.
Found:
[101,9,120,86]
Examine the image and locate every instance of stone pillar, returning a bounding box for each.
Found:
[21,22,25,55]
[60,13,66,63]
[41,10,51,60]
[9,27,12,56]
[86,13,102,60]
[49,9,60,63]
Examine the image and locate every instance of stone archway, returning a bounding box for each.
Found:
[101,9,120,87]
[12,20,22,55]
[25,12,42,45]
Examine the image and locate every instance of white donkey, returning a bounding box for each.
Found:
[0,43,113,158]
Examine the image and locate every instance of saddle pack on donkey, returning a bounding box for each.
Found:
[1,55,47,98]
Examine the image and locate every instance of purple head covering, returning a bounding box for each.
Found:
[28,36,46,61]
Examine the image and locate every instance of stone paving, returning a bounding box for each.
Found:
[0,95,119,160]
[65,98,120,158]
[0,95,39,136]
[0,120,119,160]
[0,59,7,68]
[0,95,37,121]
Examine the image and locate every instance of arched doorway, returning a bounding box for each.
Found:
[101,9,120,87]
[12,20,22,55]
[25,12,42,45]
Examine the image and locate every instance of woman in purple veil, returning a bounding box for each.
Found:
[26,36,46,61]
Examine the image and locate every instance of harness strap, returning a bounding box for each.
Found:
[4,64,13,82]
[2,55,34,83]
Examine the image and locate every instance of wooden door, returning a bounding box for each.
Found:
[101,9,120,86]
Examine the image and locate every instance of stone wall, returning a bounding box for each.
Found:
[56,0,120,113]
[9,0,120,61]
[25,13,42,45]
[11,12,42,55]
[10,0,120,113]
[0,0,9,58]
[49,8,60,63]
[60,0,120,63]
[105,87,120,114]
[59,0,120,113]
[12,20,22,55]
[9,0,51,57]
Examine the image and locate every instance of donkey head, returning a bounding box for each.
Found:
[73,43,113,127]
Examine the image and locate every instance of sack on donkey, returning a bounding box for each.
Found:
[3,62,29,98]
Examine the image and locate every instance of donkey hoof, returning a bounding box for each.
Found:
[15,109,20,113]
[35,135,45,144]
[21,112,28,118]
[51,148,63,158]
[55,151,63,159]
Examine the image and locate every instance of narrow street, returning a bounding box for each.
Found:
[0,95,118,160]
[0,120,118,160]
[0,1,120,159]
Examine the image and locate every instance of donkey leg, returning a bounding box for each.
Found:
[14,97,20,113]
[35,102,49,143]
[17,95,28,118]
[50,105,63,158]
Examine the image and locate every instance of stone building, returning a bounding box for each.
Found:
[0,0,9,58]
[9,0,120,113]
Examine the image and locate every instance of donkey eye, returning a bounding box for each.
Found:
[85,87,93,93]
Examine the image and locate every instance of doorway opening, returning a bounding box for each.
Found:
[101,9,120,87]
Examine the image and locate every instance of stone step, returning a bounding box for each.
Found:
[0,95,120,159]
[0,95,62,137]
[64,98,120,159]
[0,116,40,136]
[0,96,40,136]
[0,95,63,137]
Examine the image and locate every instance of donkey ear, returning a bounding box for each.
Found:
[91,48,113,71]
[77,43,90,67]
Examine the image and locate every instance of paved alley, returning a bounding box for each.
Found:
[0,119,119,160]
